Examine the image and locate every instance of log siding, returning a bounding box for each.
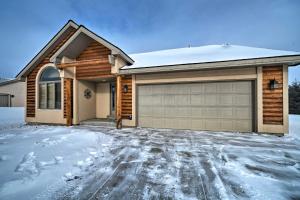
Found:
[26,28,76,117]
[75,41,112,79]
[262,66,283,125]
[64,78,73,119]
[121,75,132,119]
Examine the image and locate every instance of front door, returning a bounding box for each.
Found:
[110,82,116,118]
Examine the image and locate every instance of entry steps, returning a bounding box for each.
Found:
[80,118,116,127]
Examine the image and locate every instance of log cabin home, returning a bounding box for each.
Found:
[16,20,300,134]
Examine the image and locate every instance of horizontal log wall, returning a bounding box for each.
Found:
[263,66,283,125]
[26,28,76,117]
[121,75,132,119]
[64,79,73,119]
[76,41,112,79]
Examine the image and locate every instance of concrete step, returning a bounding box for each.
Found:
[80,119,116,127]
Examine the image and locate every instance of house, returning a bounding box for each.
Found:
[16,20,300,134]
[0,79,25,107]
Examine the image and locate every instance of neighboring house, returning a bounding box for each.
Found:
[0,79,25,107]
[16,20,300,134]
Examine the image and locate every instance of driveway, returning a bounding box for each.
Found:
[0,123,300,200]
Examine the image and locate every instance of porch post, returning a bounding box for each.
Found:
[65,78,72,126]
[116,75,122,129]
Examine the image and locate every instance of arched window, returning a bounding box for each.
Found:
[39,67,61,109]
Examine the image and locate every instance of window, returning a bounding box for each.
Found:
[39,67,61,109]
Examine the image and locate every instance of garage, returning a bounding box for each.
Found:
[137,81,254,132]
[0,93,10,107]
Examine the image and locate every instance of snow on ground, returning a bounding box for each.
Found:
[290,114,300,140]
[0,107,24,130]
[0,108,299,200]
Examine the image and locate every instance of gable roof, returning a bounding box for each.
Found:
[123,44,300,70]
[50,26,134,64]
[16,20,133,80]
[16,20,79,80]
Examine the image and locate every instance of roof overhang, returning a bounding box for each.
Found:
[119,55,300,75]
[16,20,79,80]
[0,78,20,86]
[50,26,134,65]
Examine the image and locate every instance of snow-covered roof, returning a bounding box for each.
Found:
[123,45,300,69]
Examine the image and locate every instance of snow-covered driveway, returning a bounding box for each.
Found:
[0,111,299,200]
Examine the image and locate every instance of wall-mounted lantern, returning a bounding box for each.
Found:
[269,79,279,90]
[123,84,128,93]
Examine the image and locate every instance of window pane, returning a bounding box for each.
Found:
[40,67,60,82]
[55,82,61,109]
[39,84,47,109]
[47,83,55,109]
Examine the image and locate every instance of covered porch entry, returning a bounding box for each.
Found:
[75,76,117,126]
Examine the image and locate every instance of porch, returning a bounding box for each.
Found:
[73,77,117,125]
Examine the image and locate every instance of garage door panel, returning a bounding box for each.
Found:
[204,83,217,93]
[191,107,203,117]
[220,108,234,118]
[235,107,252,119]
[152,106,164,117]
[191,119,204,129]
[191,95,205,105]
[138,81,253,132]
[139,116,153,127]
[139,85,152,96]
[234,94,251,106]
[203,107,219,118]
[165,107,191,117]
[205,119,221,131]
[165,84,190,94]
[152,118,165,128]
[220,120,234,131]
[234,120,252,132]
[139,106,152,116]
[165,118,191,129]
[190,84,204,94]
[204,95,218,105]
[139,96,153,106]
[217,82,233,93]
[233,81,251,93]
[163,95,176,105]
[218,94,234,106]
[152,85,165,94]
[174,95,190,106]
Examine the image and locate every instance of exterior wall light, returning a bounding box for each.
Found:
[269,79,279,90]
[123,84,128,93]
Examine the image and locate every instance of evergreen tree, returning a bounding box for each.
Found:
[289,80,300,114]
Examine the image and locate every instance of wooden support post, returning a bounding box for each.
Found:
[65,78,72,126]
[116,75,122,129]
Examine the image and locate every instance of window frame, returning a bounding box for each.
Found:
[38,67,62,110]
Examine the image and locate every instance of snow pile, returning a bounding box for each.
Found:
[123,45,300,69]
[289,115,300,140]
[0,107,24,130]
[0,126,113,200]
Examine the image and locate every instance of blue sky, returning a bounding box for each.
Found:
[0,0,299,83]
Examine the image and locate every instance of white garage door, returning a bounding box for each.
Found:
[137,81,253,132]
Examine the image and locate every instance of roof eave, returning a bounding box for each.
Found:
[119,55,300,75]
[15,20,79,80]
